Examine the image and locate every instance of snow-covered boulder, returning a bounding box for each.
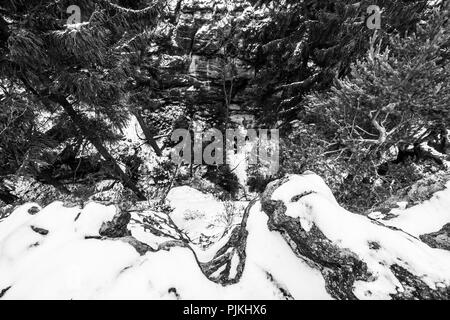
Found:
[0,197,329,299]
[1,173,450,300]
[374,179,450,237]
[166,186,246,247]
[261,173,450,299]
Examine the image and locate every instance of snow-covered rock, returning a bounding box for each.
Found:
[1,173,450,300]
[0,196,328,299]
[261,173,450,299]
[375,179,450,237]
[166,186,246,247]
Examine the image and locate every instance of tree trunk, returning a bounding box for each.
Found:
[133,110,162,156]
[51,95,147,200]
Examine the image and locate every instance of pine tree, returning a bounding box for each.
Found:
[1,0,163,199]
[0,80,35,175]
[308,3,449,155]
[245,0,429,126]
[295,2,450,211]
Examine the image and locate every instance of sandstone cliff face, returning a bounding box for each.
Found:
[146,0,260,119]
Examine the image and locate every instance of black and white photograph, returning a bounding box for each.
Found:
[0,0,449,303]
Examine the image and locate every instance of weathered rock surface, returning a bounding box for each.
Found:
[99,210,132,238]
[144,0,261,121]
[420,224,450,251]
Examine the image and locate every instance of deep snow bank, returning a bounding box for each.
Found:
[1,173,449,299]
